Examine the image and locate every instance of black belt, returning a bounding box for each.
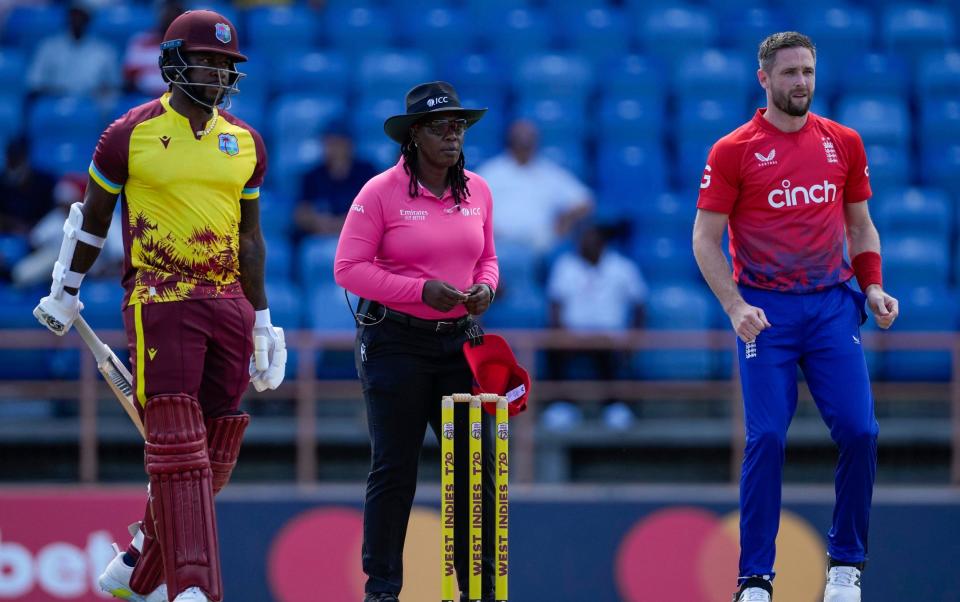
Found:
[359,299,471,334]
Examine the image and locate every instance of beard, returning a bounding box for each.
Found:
[772,87,812,117]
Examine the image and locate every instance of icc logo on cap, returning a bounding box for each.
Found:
[215,22,231,44]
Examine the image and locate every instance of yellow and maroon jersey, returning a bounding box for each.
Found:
[89,92,266,306]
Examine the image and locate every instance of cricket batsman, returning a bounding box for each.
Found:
[692,32,899,602]
[33,10,286,602]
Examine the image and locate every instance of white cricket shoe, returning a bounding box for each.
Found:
[733,587,771,602]
[98,544,146,601]
[173,586,210,601]
[824,566,862,602]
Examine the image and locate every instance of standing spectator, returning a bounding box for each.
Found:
[122,0,184,96]
[0,136,56,235]
[26,2,120,101]
[295,122,378,238]
[545,223,647,429]
[477,119,593,254]
[692,32,898,602]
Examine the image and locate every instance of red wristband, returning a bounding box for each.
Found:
[852,251,882,291]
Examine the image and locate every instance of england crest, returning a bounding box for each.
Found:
[218,133,239,156]
[215,23,231,44]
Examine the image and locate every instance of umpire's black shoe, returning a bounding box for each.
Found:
[363,594,399,602]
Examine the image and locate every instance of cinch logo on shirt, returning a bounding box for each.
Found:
[767,179,837,209]
[400,209,428,221]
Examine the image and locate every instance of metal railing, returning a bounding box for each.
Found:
[1,328,958,485]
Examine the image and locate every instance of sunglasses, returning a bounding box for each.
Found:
[419,118,468,137]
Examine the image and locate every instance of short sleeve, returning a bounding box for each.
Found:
[241,127,268,200]
[696,139,741,214]
[88,117,133,195]
[843,130,872,203]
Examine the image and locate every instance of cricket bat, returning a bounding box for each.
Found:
[73,316,145,439]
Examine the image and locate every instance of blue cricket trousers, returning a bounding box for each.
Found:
[736,282,879,582]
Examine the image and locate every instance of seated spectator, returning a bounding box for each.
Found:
[477,119,593,255]
[543,223,648,430]
[0,137,56,236]
[294,123,378,238]
[26,2,120,101]
[122,0,184,96]
[11,172,123,288]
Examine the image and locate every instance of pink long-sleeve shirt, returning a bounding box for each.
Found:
[334,158,499,320]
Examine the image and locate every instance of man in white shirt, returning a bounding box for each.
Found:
[27,3,120,100]
[477,119,593,254]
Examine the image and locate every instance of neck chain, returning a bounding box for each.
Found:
[196,112,218,138]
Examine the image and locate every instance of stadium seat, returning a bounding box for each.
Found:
[598,96,665,144]
[351,96,405,146]
[0,95,22,143]
[637,6,718,70]
[481,283,548,329]
[539,144,588,183]
[676,139,715,193]
[298,235,341,293]
[270,94,345,149]
[271,51,349,96]
[0,235,29,267]
[883,235,950,289]
[225,95,265,133]
[28,96,105,141]
[322,6,393,58]
[920,144,960,191]
[881,4,956,67]
[676,98,744,146]
[80,279,125,331]
[399,7,475,56]
[716,7,791,52]
[514,96,587,149]
[355,50,436,99]
[601,54,666,100]
[89,4,155,54]
[273,137,324,197]
[483,8,554,70]
[873,188,951,241]
[836,96,910,147]
[798,6,873,65]
[839,53,910,98]
[496,239,543,291]
[258,191,295,237]
[863,144,910,190]
[920,99,960,147]
[513,53,594,103]
[634,285,717,380]
[882,286,956,382]
[247,5,320,57]
[356,140,401,170]
[556,7,631,66]
[184,2,239,31]
[30,137,94,178]
[306,283,360,331]
[263,235,293,284]
[631,233,702,286]
[916,50,960,101]
[596,144,667,204]
[441,53,506,102]
[265,280,304,329]
[673,49,752,105]
[2,5,66,53]
[632,192,696,240]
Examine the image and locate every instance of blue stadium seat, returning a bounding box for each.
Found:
[0,95,22,142]
[400,7,474,56]
[265,280,303,329]
[676,98,743,145]
[298,235,341,292]
[258,191,295,237]
[80,279,125,331]
[225,95,265,133]
[0,283,41,329]
[351,96,405,146]
[247,5,320,57]
[596,144,667,204]
[356,50,435,99]
[632,192,696,239]
[863,144,910,190]
[601,54,666,100]
[463,0,529,23]
[322,6,393,58]
[514,96,587,148]
[31,137,94,178]
[441,53,506,102]
[916,50,960,101]
[920,99,960,147]
[2,5,66,53]
[185,2,239,31]
[717,7,791,52]
[0,50,27,100]
[676,139,715,193]
[557,7,631,66]
[270,51,349,98]
[836,96,910,147]
[631,233,701,286]
[273,137,323,197]
[634,285,717,380]
[270,94,345,149]
[28,96,105,140]
[637,6,718,70]
[882,4,956,67]
[513,53,594,103]
[673,49,752,105]
[111,94,153,119]
[306,283,359,331]
[920,144,960,191]
[598,96,664,144]
[481,283,548,329]
[882,286,956,381]
[356,140,401,170]
[264,235,293,284]
[873,188,951,241]
[457,94,504,149]
[798,7,873,64]
[496,239,542,290]
[483,8,553,70]
[0,235,29,267]
[539,144,588,183]
[89,4,155,54]
[883,235,950,289]
[839,53,910,98]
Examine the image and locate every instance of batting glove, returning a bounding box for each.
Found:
[249,309,287,392]
[34,292,84,336]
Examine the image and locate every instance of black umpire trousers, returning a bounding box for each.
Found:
[356,315,496,598]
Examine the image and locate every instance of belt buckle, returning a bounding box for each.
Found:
[435,320,453,333]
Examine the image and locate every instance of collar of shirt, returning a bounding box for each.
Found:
[390,157,473,205]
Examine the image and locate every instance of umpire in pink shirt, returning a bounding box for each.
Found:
[334,81,499,602]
